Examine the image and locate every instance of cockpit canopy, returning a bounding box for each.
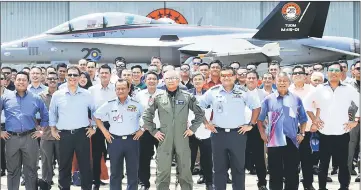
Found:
[46,12,173,34]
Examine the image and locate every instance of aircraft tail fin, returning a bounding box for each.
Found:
[253,1,330,40]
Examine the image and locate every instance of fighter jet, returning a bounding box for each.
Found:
[1,1,359,66]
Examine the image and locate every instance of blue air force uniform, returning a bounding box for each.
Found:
[198,84,261,190]
[94,96,144,190]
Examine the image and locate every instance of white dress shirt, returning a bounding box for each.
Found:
[88,82,117,125]
[135,88,163,129]
[289,83,316,131]
[304,82,360,135]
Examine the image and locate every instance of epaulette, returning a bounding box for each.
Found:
[108,99,117,103]
[130,97,139,103]
[155,90,166,97]
[209,85,221,91]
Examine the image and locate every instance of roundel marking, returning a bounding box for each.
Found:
[281,2,302,22]
[147,8,188,24]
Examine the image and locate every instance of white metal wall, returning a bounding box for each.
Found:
[1,2,69,42]
[0,1,359,43]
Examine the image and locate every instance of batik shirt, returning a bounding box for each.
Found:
[258,91,308,148]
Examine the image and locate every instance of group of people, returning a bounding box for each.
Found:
[0,56,360,190]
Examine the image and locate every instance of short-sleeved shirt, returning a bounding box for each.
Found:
[258,91,308,148]
[49,86,95,130]
[289,84,316,131]
[94,97,144,136]
[39,90,56,140]
[2,90,49,132]
[198,84,261,129]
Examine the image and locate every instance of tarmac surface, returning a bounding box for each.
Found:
[1,159,360,189]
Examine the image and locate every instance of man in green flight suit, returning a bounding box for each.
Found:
[143,70,205,190]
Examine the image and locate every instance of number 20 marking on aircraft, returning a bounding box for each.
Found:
[81,48,102,59]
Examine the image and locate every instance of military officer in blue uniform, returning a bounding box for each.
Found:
[94,78,145,190]
[198,66,261,190]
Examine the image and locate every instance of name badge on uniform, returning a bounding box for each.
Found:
[162,98,168,105]
[176,100,184,105]
[113,114,123,123]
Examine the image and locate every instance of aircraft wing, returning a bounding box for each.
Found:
[303,44,360,58]
[178,39,281,63]
[48,38,193,47]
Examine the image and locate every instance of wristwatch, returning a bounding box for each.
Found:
[140,127,145,132]
[298,133,305,137]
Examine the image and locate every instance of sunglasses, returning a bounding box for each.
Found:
[67,74,79,77]
[165,77,178,81]
[181,68,190,72]
[237,73,247,77]
[221,74,234,78]
[292,72,305,75]
[355,67,360,71]
[328,68,341,73]
[193,62,201,65]
[47,78,58,81]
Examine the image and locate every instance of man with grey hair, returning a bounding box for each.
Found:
[143,70,205,190]
[258,72,308,190]
[310,72,325,87]
[157,64,188,90]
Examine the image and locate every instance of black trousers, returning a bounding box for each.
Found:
[211,129,247,190]
[268,137,300,190]
[1,123,6,171]
[318,133,350,189]
[245,126,267,187]
[189,135,213,185]
[92,122,108,186]
[138,131,158,188]
[58,128,92,190]
[109,134,139,190]
[299,132,314,188]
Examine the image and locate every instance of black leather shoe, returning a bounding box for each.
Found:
[99,181,107,186]
[304,185,316,190]
[92,186,100,190]
[227,177,232,184]
[192,168,200,175]
[331,168,338,175]
[355,175,360,182]
[312,166,319,175]
[0,170,5,176]
[197,176,205,184]
[250,168,257,175]
[21,180,25,186]
[350,169,357,175]
[326,177,333,182]
[258,185,268,190]
[206,184,213,190]
[139,186,149,190]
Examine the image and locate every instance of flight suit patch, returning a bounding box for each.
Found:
[176,100,185,105]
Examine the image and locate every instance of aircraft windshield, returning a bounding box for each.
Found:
[46,12,158,34]
[104,12,152,27]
